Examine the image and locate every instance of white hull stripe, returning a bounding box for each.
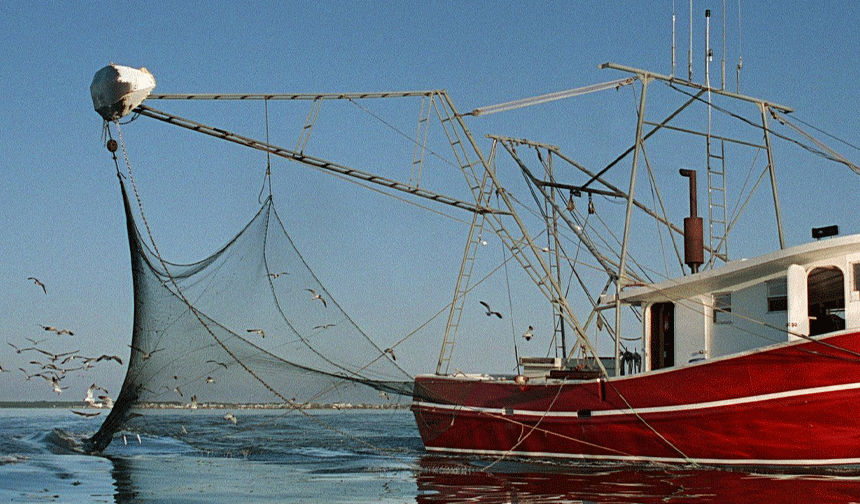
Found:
[413,380,860,419]
[423,446,860,467]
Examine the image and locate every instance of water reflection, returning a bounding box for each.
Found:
[103,448,860,503]
[415,456,860,504]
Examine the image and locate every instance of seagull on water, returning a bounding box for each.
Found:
[306,289,327,308]
[479,301,503,319]
[28,277,47,294]
[224,412,238,424]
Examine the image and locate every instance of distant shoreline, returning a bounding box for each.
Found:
[0,401,409,410]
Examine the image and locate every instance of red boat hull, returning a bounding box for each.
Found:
[412,330,860,467]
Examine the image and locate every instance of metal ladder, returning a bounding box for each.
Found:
[706,136,729,266]
[433,94,602,376]
[434,100,496,375]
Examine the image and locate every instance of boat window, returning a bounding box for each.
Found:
[767,278,787,312]
[713,293,732,324]
[853,263,860,292]
[808,266,845,336]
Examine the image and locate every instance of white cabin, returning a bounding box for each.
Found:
[617,234,860,372]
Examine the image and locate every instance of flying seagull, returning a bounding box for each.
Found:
[71,410,101,418]
[33,348,79,363]
[246,328,266,338]
[84,354,123,366]
[7,342,34,354]
[39,325,74,336]
[522,326,534,341]
[128,344,163,360]
[84,383,107,406]
[306,289,327,308]
[98,395,114,408]
[48,376,67,395]
[313,323,336,331]
[384,348,396,361]
[28,277,46,294]
[479,301,503,319]
[267,271,289,278]
[206,359,229,369]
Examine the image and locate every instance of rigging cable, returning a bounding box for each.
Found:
[257,98,273,203]
[666,81,860,174]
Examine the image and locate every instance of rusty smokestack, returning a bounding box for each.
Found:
[680,169,704,273]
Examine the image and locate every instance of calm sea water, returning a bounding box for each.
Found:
[1,407,859,503]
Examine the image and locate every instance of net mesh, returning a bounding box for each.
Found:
[85,177,414,452]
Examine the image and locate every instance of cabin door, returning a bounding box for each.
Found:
[808,266,846,336]
[650,302,675,370]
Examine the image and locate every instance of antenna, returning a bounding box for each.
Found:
[671,0,677,78]
[705,9,712,88]
[688,0,693,81]
[721,0,727,90]
[736,0,743,92]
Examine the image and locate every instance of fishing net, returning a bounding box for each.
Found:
[85,177,414,452]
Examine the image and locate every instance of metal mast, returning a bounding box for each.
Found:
[705,9,730,267]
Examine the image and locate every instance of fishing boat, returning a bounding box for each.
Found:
[88,15,860,468]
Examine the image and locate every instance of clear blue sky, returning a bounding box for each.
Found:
[2,1,859,401]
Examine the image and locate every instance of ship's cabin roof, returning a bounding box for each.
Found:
[617,233,860,305]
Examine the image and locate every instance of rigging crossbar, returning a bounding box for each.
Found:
[465,77,636,116]
[148,91,439,101]
[133,104,507,216]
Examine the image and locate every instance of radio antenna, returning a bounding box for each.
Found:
[721,0,727,90]
[688,0,693,80]
[736,0,744,92]
[671,0,677,78]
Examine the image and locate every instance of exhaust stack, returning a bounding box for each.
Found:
[680,169,704,273]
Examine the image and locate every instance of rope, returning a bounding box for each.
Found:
[666,81,860,174]
[770,109,860,175]
[480,379,568,470]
